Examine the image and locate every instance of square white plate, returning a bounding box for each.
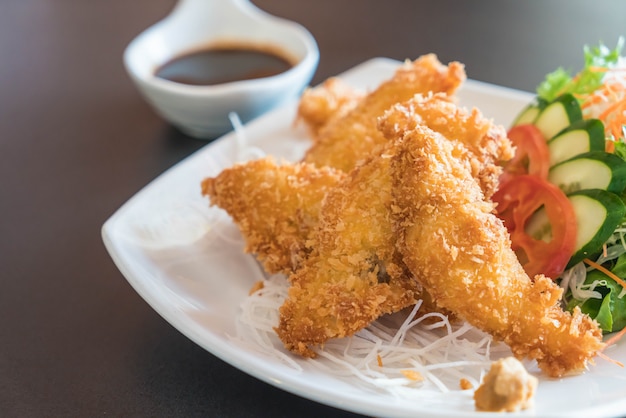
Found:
[103,58,626,418]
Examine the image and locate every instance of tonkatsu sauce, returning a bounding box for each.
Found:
[154,46,294,86]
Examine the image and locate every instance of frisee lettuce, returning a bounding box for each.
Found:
[537,39,624,102]
[614,140,626,162]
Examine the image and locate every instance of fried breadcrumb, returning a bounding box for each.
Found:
[378,92,513,199]
[202,158,344,274]
[389,122,604,377]
[303,54,466,172]
[296,77,364,136]
[275,150,423,356]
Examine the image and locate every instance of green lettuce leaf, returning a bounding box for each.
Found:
[537,68,572,102]
[567,265,626,332]
[613,141,626,162]
[536,39,624,103]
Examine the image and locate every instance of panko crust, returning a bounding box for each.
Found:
[202,158,344,274]
[275,151,423,356]
[388,121,603,377]
[296,77,364,137]
[378,92,513,199]
[302,54,466,172]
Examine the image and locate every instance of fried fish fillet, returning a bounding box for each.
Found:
[275,150,423,357]
[275,94,511,356]
[201,158,344,275]
[378,93,513,199]
[388,122,603,377]
[296,77,364,136]
[302,54,466,172]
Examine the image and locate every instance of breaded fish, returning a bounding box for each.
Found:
[201,158,344,275]
[275,150,423,357]
[378,93,513,199]
[296,77,364,136]
[275,94,511,357]
[389,122,603,377]
[302,54,466,172]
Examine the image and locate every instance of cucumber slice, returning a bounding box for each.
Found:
[533,94,583,140]
[513,105,541,126]
[547,119,606,166]
[512,98,547,126]
[549,151,626,194]
[567,189,626,267]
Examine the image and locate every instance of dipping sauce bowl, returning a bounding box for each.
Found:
[124,0,319,139]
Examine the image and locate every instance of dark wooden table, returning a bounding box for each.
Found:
[3,1,626,416]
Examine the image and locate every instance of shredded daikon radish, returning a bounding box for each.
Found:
[231,274,514,400]
[561,262,603,302]
[229,112,266,162]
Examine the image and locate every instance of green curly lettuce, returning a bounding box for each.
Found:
[614,139,626,161]
[537,39,624,102]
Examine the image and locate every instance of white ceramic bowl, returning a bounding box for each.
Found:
[124,0,319,139]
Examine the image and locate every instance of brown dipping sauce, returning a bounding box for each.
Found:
[154,45,294,86]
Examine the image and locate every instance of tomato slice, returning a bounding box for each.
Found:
[500,124,551,185]
[493,174,577,279]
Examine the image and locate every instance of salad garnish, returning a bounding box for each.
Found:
[499,39,626,334]
[539,38,626,142]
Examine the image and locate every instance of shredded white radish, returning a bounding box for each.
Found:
[561,262,603,302]
[228,112,266,162]
[230,274,514,399]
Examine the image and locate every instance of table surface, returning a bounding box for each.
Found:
[3,1,626,416]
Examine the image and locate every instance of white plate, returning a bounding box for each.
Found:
[102,58,626,418]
